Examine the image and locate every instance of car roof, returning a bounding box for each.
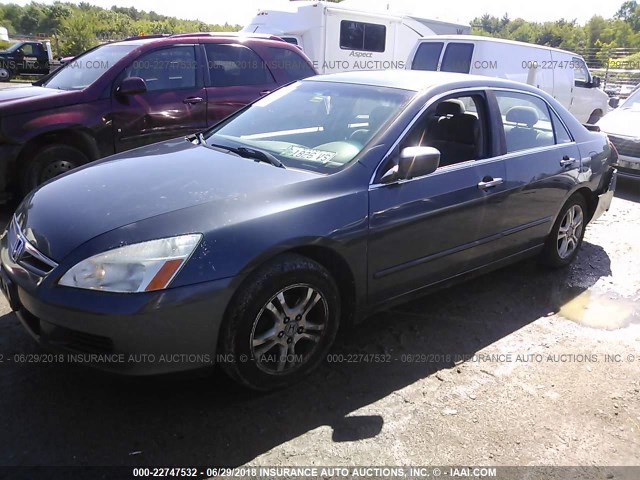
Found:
[108,32,287,48]
[417,35,579,57]
[307,69,536,94]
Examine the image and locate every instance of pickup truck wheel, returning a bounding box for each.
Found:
[21,144,88,195]
[0,67,11,82]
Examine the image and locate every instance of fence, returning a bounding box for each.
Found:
[580,47,640,97]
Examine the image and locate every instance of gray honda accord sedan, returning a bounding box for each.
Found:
[0,71,617,390]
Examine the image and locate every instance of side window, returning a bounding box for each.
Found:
[21,44,34,56]
[205,44,273,87]
[441,43,474,74]
[400,94,487,168]
[551,110,573,144]
[127,46,196,92]
[340,21,386,53]
[412,42,443,71]
[31,44,44,57]
[573,57,590,87]
[266,47,316,82]
[495,91,558,153]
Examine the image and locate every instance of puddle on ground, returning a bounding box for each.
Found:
[559,290,640,330]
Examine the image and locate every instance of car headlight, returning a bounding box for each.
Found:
[59,234,202,293]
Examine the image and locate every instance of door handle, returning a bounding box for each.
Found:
[183,97,204,104]
[260,90,271,96]
[477,177,504,190]
[560,156,576,167]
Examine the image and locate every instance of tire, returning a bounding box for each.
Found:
[21,144,88,195]
[540,194,588,268]
[0,67,10,82]
[219,253,340,391]
[586,110,603,125]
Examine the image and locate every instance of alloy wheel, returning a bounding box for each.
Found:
[557,204,584,259]
[250,283,328,375]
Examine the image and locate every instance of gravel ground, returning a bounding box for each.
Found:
[0,178,638,469]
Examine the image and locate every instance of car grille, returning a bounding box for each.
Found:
[608,134,640,159]
[22,309,115,354]
[8,217,58,277]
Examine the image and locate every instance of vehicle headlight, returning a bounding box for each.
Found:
[59,234,202,293]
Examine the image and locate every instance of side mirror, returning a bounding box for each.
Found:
[591,76,601,88]
[380,146,440,184]
[609,97,620,109]
[117,76,147,96]
[399,146,440,180]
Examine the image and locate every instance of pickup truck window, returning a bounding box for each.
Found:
[43,44,137,91]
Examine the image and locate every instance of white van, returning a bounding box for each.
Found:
[243,1,470,74]
[407,35,610,124]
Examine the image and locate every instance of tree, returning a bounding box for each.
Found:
[61,11,97,55]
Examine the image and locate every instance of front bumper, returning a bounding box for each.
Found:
[592,168,617,222]
[0,237,235,375]
[613,155,640,179]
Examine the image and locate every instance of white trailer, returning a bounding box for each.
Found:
[242,1,469,73]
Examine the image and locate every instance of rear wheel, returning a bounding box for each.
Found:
[540,194,588,268]
[21,144,88,195]
[219,254,340,391]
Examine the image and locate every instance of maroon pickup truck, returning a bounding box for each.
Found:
[0,33,317,200]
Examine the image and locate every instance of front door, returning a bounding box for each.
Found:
[367,92,508,303]
[568,57,594,123]
[111,45,208,153]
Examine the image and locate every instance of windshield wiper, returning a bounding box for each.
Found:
[189,134,285,169]
[207,142,286,169]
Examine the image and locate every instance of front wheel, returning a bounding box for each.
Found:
[0,67,11,82]
[21,144,88,195]
[219,254,340,391]
[540,194,588,268]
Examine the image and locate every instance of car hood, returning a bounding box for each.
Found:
[15,139,320,261]
[597,107,640,138]
[0,86,79,114]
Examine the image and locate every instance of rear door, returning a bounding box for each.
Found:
[111,44,208,152]
[490,89,581,254]
[202,42,278,125]
[367,91,508,303]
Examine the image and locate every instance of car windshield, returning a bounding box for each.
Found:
[43,44,137,91]
[205,81,414,174]
[3,43,22,53]
[621,89,640,110]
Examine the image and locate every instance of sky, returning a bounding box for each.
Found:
[3,0,622,26]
